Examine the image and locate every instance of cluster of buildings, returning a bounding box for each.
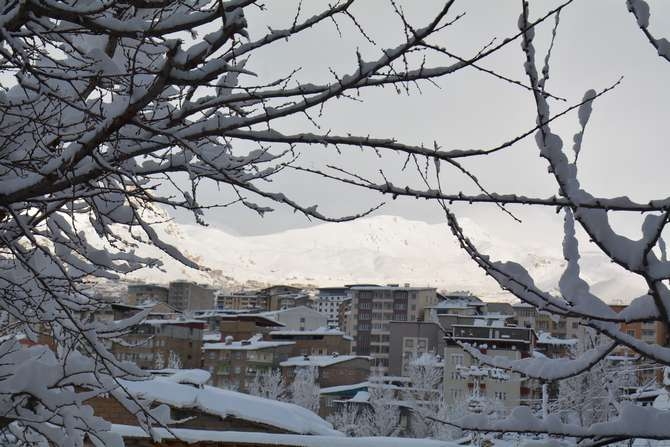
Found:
[105,280,668,419]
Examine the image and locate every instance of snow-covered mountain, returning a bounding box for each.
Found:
[114,214,644,303]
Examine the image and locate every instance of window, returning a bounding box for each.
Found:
[405,338,415,348]
[494,392,507,401]
[627,330,636,337]
[451,354,464,366]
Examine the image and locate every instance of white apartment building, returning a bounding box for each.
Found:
[315,287,351,328]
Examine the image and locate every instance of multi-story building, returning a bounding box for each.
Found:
[112,318,205,369]
[443,321,537,411]
[263,306,328,332]
[126,283,169,305]
[268,327,352,356]
[202,337,295,391]
[168,280,215,311]
[349,285,438,370]
[388,320,445,377]
[315,287,351,328]
[216,290,269,311]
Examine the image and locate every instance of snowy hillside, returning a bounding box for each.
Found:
[109,214,644,303]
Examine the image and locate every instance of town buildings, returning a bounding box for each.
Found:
[112,318,206,369]
[349,285,438,370]
[202,337,295,390]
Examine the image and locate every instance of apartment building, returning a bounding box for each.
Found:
[112,318,205,369]
[126,283,169,305]
[315,287,351,328]
[350,285,438,370]
[388,320,445,376]
[168,280,215,311]
[202,337,295,391]
[443,321,537,411]
[216,291,269,311]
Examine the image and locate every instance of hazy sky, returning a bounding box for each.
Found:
[170,0,670,248]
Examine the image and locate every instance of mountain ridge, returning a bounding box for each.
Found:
[110,214,643,303]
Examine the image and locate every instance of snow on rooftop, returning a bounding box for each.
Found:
[281,355,369,368]
[110,424,460,447]
[270,327,345,336]
[536,332,577,346]
[203,340,295,351]
[119,377,338,436]
[320,382,370,394]
[142,318,204,326]
[148,369,211,386]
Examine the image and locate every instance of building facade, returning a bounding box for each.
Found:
[168,280,215,311]
[126,283,169,305]
[349,285,438,370]
[315,287,351,328]
[113,319,205,369]
[202,338,295,391]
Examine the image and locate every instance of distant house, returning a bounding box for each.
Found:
[280,354,371,390]
[263,306,328,332]
[202,337,295,391]
[269,327,352,356]
[112,318,205,369]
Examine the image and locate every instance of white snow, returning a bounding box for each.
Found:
[119,377,339,436]
[280,355,370,368]
[110,424,460,446]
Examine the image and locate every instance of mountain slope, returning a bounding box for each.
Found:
[107,215,644,303]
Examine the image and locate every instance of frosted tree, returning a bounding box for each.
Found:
[0,1,529,444]
[153,351,165,370]
[167,350,183,370]
[248,368,286,401]
[327,403,371,437]
[364,371,402,437]
[289,366,320,413]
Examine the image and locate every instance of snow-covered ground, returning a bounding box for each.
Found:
[95,214,644,303]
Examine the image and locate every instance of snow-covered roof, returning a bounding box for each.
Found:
[203,340,295,351]
[142,318,205,326]
[270,327,346,336]
[536,332,577,346]
[147,369,211,386]
[281,355,370,368]
[120,377,338,435]
[110,424,460,447]
[320,382,370,394]
[203,332,222,342]
[349,285,435,291]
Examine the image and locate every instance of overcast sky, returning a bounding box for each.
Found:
[170,0,670,248]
